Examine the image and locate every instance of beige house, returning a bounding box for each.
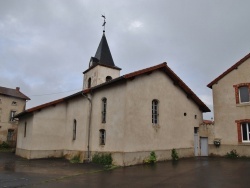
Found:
[0,86,30,147]
[15,33,210,166]
[205,53,250,156]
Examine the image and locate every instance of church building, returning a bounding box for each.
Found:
[15,31,210,166]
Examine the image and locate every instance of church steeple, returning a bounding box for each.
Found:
[83,18,121,89]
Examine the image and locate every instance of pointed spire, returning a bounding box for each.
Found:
[94,33,115,67]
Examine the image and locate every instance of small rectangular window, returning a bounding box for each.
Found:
[10,111,16,122]
[7,129,14,141]
[239,86,249,103]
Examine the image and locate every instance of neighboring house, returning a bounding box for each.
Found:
[15,32,210,166]
[0,86,30,147]
[206,53,250,156]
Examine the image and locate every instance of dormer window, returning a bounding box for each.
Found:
[106,76,112,82]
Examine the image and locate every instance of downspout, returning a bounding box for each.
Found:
[82,92,92,162]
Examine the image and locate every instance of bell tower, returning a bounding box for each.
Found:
[83,17,121,89]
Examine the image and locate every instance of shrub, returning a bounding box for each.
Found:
[70,155,81,163]
[0,142,11,149]
[144,151,157,164]
[226,149,239,158]
[92,153,113,166]
[171,148,179,161]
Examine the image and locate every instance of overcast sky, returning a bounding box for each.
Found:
[1,0,250,120]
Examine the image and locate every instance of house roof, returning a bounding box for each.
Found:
[83,34,121,73]
[207,52,250,89]
[0,86,30,100]
[16,62,210,118]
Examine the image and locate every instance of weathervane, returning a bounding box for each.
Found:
[102,14,106,33]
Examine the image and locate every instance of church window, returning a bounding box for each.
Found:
[102,98,107,123]
[106,76,112,82]
[152,99,159,124]
[99,129,106,145]
[73,119,77,140]
[88,78,91,88]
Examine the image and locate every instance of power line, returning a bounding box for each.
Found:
[30,88,81,97]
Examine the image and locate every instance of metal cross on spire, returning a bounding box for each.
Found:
[102,14,106,33]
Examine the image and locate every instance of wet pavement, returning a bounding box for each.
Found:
[1,152,250,187]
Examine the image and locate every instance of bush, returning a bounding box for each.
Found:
[0,142,11,149]
[226,149,239,158]
[70,155,81,163]
[92,153,113,166]
[171,148,179,161]
[144,151,157,164]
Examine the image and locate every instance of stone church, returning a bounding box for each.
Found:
[15,32,210,166]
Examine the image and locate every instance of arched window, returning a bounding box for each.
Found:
[73,119,77,140]
[102,98,107,123]
[99,129,106,145]
[88,78,91,88]
[106,76,112,82]
[152,99,159,124]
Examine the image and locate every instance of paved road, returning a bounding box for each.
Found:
[1,152,250,187]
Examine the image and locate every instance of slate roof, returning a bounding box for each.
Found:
[16,62,210,118]
[83,34,121,74]
[207,52,250,89]
[0,86,30,100]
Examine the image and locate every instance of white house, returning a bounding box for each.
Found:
[15,32,210,166]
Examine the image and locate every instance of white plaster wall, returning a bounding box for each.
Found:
[29,103,67,150]
[212,58,250,145]
[16,116,34,150]
[89,83,127,153]
[64,96,89,151]
[123,70,203,152]
[83,65,120,89]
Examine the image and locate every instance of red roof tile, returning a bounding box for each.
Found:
[207,52,250,89]
[17,62,210,118]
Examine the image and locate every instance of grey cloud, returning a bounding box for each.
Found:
[1,0,250,120]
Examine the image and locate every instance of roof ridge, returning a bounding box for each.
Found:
[207,52,250,88]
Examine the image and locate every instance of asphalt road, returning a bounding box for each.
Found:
[1,152,250,188]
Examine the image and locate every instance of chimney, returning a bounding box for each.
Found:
[16,87,20,91]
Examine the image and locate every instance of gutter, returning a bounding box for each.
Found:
[82,92,92,162]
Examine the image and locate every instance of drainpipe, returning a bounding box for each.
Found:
[82,92,92,162]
